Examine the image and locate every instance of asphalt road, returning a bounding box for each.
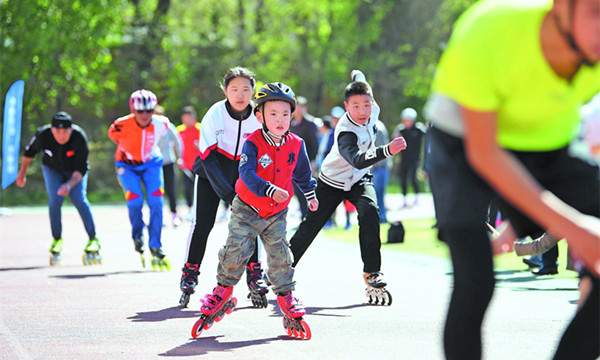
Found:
[0,195,581,359]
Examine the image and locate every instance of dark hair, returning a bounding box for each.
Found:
[344,81,372,101]
[181,105,197,118]
[221,66,256,90]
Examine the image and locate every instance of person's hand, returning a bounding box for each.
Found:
[272,187,290,203]
[16,174,26,187]
[489,222,515,256]
[57,183,71,196]
[388,136,407,155]
[308,198,319,212]
[562,214,600,276]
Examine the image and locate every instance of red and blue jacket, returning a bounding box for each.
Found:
[235,129,316,218]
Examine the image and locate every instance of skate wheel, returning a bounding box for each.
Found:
[383,290,392,306]
[204,320,213,330]
[225,298,237,314]
[179,293,191,308]
[191,318,205,338]
[300,320,311,340]
[216,313,225,322]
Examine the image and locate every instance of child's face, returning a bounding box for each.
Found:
[571,0,600,62]
[223,77,254,112]
[257,101,292,139]
[344,94,373,125]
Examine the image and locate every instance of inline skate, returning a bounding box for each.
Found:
[191,285,237,338]
[82,238,102,265]
[150,247,171,271]
[179,263,199,308]
[364,272,392,306]
[246,261,269,308]
[133,236,145,268]
[277,292,311,339]
[49,238,63,266]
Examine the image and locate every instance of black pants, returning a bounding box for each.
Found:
[181,168,195,208]
[399,160,419,196]
[428,127,600,360]
[162,163,177,214]
[185,176,258,266]
[293,182,308,219]
[290,177,381,272]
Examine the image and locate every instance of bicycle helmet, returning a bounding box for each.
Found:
[129,89,158,111]
[401,107,417,120]
[253,82,296,114]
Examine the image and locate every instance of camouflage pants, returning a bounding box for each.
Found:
[217,196,295,295]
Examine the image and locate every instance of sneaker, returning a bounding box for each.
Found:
[532,266,558,276]
[277,292,306,319]
[171,213,181,227]
[200,285,234,316]
[522,255,542,268]
[364,272,387,288]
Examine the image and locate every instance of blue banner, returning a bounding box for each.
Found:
[2,80,24,189]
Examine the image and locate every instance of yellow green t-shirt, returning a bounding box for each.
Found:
[431,0,600,151]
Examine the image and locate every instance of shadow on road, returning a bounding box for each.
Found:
[50,270,148,279]
[129,306,201,322]
[160,334,306,357]
[0,266,47,272]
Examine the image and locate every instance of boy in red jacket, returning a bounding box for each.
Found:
[191,82,318,339]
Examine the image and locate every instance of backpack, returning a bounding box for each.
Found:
[387,221,405,243]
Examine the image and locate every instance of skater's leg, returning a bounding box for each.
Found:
[162,163,178,214]
[442,226,495,360]
[143,164,165,249]
[293,182,308,220]
[116,164,145,239]
[216,197,261,287]
[409,162,419,196]
[553,273,600,360]
[68,172,97,239]
[260,208,295,295]
[348,180,381,273]
[371,166,388,223]
[184,176,220,265]
[427,127,496,360]
[182,171,194,208]
[290,179,343,266]
[247,237,260,264]
[42,165,66,240]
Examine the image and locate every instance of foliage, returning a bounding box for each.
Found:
[1,0,474,205]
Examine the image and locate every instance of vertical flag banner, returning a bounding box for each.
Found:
[2,80,25,189]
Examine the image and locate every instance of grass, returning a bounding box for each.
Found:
[321,218,579,281]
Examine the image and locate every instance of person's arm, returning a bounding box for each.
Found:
[238,140,272,197]
[107,120,121,145]
[57,171,83,196]
[197,110,236,204]
[462,107,600,274]
[16,156,33,187]
[337,131,406,169]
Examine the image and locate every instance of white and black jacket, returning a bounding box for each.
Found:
[319,108,393,191]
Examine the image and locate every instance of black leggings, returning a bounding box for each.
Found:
[442,227,495,360]
[399,161,419,196]
[554,274,600,360]
[162,163,177,214]
[185,176,258,267]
